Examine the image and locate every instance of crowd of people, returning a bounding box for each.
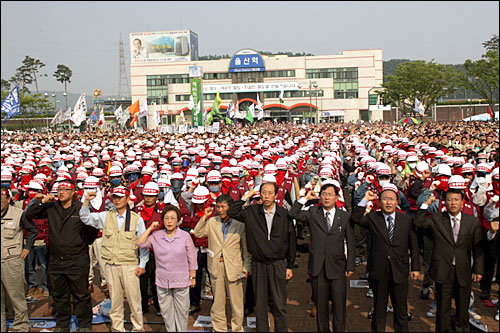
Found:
[1,119,498,332]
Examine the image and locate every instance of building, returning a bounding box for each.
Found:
[129,30,383,128]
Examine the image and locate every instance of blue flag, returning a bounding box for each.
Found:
[1,86,21,123]
[89,106,98,123]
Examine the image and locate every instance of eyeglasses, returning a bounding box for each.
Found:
[163,217,178,221]
[57,188,73,192]
[381,197,397,202]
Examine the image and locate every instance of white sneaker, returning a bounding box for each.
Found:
[468,309,481,321]
[426,307,436,318]
[494,310,499,321]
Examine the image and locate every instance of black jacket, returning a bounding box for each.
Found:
[352,206,420,284]
[289,202,355,279]
[414,209,484,287]
[25,198,97,259]
[228,200,296,269]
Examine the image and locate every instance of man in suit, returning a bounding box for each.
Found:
[352,183,420,332]
[415,188,484,332]
[289,180,355,332]
[193,194,251,332]
[228,182,296,332]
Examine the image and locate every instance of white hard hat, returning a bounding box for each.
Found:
[448,175,467,190]
[142,182,160,196]
[192,186,210,204]
[436,164,452,177]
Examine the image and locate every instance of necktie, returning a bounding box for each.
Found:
[452,217,459,243]
[325,211,332,231]
[387,216,394,243]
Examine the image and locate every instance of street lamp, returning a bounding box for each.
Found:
[309,81,318,124]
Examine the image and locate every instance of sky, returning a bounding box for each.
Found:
[1,1,498,97]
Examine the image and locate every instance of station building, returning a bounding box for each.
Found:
[129,30,384,128]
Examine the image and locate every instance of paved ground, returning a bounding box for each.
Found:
[6,231,499,332]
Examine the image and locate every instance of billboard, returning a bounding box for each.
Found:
[130,30,198,63]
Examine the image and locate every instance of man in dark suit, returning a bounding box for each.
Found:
[415,188,484,332]
[351,183,420,332]
[289,180,355,332]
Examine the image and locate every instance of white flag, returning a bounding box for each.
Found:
[249,104,255,116]
[72,93,87,127]
[279,89,285,104]
[153,106,161,125]
[50,108,63,126]
[257,107,264,121]
[60,107,72,123]
[114,105,123,120]
[188,95,195,110]
[139,99,148,119]
[414,97,425,116]
[120,107,130,128]
[256,93,263,112]
[180,110,185,123]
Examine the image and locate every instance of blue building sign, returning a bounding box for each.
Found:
[229,49,265,73]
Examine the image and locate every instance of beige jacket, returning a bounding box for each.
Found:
[194,216,251,282]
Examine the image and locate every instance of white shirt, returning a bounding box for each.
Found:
[382,212,396,230]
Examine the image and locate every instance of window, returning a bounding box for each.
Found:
[204,93,233,100]
[306,67,358,99]
[263,70,295,78]
[203,73,232,80]
[161,115,176,125]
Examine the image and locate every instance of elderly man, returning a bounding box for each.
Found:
[194,194,251,332]
[80,186,149,332]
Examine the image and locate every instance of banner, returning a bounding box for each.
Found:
[114,105,123,120]
[190,77,203,127]
[60,107,72,123]
[203,82,299,94]
[50,108,63,126]
[129,30,198,63]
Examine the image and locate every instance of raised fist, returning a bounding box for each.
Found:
[366,175,375,184]
[425,195,436,206]
[204,206,213,218]
[364,190,376,202]
[86,191,97,201]
[42,194,56,204]
[429,180,440,192]
[491,195,499,204]
[305,190,317,201]
[150,221,160,230]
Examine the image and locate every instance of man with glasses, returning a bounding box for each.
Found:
[289,180,355,332]
[25,179,95,332]
[352,184,420,332]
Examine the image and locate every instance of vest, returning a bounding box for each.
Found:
[1,206,24,262]
[100,209,140,265]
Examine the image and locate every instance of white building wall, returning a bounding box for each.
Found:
[130,49,383,129]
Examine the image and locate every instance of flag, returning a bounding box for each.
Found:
[128,100,141,127]
[225,116,232,125]
[235,100,241,119]
[256,93,263,112]
[114,105,123,120]
[210,90,223,120]
[414,97,425,116]
[138,99,148,119]
[50,108,63,127]
[488,106,494,120]
[1,86,21,123]
[98,107,104,126]
[245,105,254,124]
[60,107,72,123]
[89,106,98,124]
[279,88,285,104]
[120,107,130,129]
[179,110,185,123]
[188,95,195,111]
[225,101,234,126]
[153,106,161,126]
[72,93,87,127]
[257,107,264,121]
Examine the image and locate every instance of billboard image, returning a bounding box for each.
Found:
[130,30,198,63]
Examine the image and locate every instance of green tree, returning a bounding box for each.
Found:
[53,64,72,109]
[463,37,499,116]
[377,60,462,118]
[1,89,53,129]
[1,79,11,92]
[482,34,499,51]
[9,64,33,94]
[19,56,47,94]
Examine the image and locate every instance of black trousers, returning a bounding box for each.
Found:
[371,266,409,332]
[479,234,498,293]
[48,254,92,330]
[252,259,288,332]
[435,266,470,332]
[244,273,255,311]
[140,251,159,312]
[311,266,346,332]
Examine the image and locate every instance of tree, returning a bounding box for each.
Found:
[53,64,72,109]
[482,34,499,51]
[1,79,11,92]
[20,56,46,94]
[9,64,33,94]
[377,60,462,117]
[463,41,499,117]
